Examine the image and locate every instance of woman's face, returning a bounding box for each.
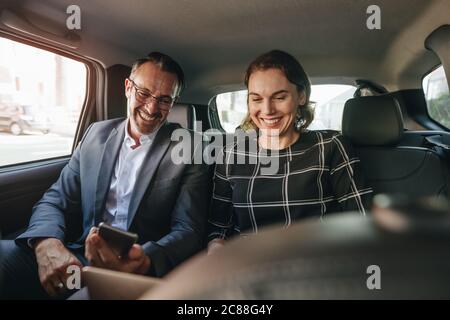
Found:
[247,68,306,138]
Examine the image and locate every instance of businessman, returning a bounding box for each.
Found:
[0,52,211,299]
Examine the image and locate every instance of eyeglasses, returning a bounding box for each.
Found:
[128,78,176,110]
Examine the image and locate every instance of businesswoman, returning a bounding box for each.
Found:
[207,50,372,254]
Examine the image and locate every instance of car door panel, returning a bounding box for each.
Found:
[0,159,68,238]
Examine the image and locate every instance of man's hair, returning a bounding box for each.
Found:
[241,49,314,132]
[130,52,185,96]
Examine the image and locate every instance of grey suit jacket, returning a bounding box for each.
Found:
[16,118,212,277]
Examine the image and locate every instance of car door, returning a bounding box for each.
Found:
[0,34,100,239]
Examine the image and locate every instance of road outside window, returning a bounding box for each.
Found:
[0,37,86,167]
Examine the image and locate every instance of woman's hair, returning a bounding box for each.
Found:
[241,50,314,132]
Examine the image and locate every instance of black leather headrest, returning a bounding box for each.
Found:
[342,96,404,146]
[106,64,131,119]
[168,104,196,130]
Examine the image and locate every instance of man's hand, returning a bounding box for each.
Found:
[85,227,150,275]
[34,238,83,297]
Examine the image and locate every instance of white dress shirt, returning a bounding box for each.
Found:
[102,120,160,230]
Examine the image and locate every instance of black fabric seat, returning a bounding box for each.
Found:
[342,96,449,199]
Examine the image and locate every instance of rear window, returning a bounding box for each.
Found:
[0,37,86,167]
[215,85,356,132]
[422,65,450,129]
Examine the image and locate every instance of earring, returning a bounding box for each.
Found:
[295,109,305,131]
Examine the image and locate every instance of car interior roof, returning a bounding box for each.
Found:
[0,0,449,105]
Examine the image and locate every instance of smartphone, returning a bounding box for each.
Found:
[98,222,139,257]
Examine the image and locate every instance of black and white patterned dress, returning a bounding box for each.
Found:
[208,130,373,241]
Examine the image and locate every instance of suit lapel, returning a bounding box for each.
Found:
[126,123,174,229]
[94,120,126,225]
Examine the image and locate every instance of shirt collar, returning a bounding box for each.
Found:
[124,119,164,148]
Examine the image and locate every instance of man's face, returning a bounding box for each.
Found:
[125,62,179,135]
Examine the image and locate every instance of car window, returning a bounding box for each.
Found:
[422,65,450,129]
[215,85,356,132]
[0,37,86,167]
